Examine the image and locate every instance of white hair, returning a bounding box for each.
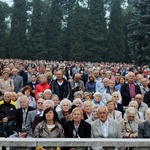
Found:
[43,100,55,108]
[60,98,72,109]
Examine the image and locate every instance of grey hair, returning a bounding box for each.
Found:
[93,92,102,97]
[60,98,72,109]
[128,101,138,108]
[97,106,108,113]
[125,107,136,118]
[19,95,28,102]
[73,98,83,107]
[44,89,52,94]
[42,100,55,108]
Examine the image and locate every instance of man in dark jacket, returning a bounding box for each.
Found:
[0,92,17,137]
[121,72,141,106]
[51,70,71,101]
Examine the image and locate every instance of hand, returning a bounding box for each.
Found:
[129,134,134,138]
[69,148,76,150]
[18,132,27,138]
[2,117,8,122]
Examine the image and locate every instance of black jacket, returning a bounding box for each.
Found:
[51,79,71,101]
[0,100,16,122]
[144,91,150,107]
[15,106,35,133]
[63,119,91,138]
[121,82,141,106]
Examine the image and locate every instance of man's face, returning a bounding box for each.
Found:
[12,69,18,76]
[94,70,99,78]
[98,107,108,122]
[141,78,148,87]
[31,75,37,82]
[128,73,135,82]
[20,98,29,109]
[56,71,63,80]
[135,95,142,104]
[106,102,115,111]
[37,98,45,111]
[4,93,11,103]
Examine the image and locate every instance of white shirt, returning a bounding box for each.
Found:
[100,119,109,137]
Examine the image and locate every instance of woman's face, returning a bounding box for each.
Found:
[112,94,119,102]
[94,95,101,102]
[11,95,17,101]
[128,115,135,121]
[92,108,98,119]
[45,110,54,121]
[130,104,137,110]
[120,78,125,84]
[62,102,70,112]
[72,110,82,122]
[52,97,60,106]
[84,103,92,113]
[109,81,115,89]
[74,102,82,108]
[44,93,51,100]
[89,77,94,81]
[25,89,30,96]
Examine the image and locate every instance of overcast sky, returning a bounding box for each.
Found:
[1,0,13,6]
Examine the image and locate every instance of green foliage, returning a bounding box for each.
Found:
[86,0,108,62]
[0,1,10,58]
[45,0,63,61]
[28,0,47,60]
[10,0,27,59]
[127,0,150,66]
[107,0,125,62]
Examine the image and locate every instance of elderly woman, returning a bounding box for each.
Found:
[85,105,99,124]
[51,94,60,112]
[43,89,52,100]
[120,107,140,139]
[16,85,36,108]
[112,92,124,114]
[33,107,64,150]
[57,98,72,120]
[83,101,93,120]
[92,92,105,106]
[102,80,122,104]
[73,98,83,108]
[127,101,144,121]
[63,107,91,150]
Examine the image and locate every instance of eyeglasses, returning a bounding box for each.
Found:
[113,96,119,97]
[37,102,43,105]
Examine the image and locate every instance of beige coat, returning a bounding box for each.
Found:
[120,118,140,138]
[0,78,14,93]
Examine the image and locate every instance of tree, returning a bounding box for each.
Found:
[28,0,47,60]
[10,0,27,59]
[128,0,150,66]
[107,0,125,62]
[86,0,108,62]
[45,0,63,60]
[0,2,10,58]
[69,2,89,61]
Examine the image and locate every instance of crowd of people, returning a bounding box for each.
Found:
[0,59,150,150]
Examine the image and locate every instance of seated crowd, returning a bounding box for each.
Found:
[0,60,150,150]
